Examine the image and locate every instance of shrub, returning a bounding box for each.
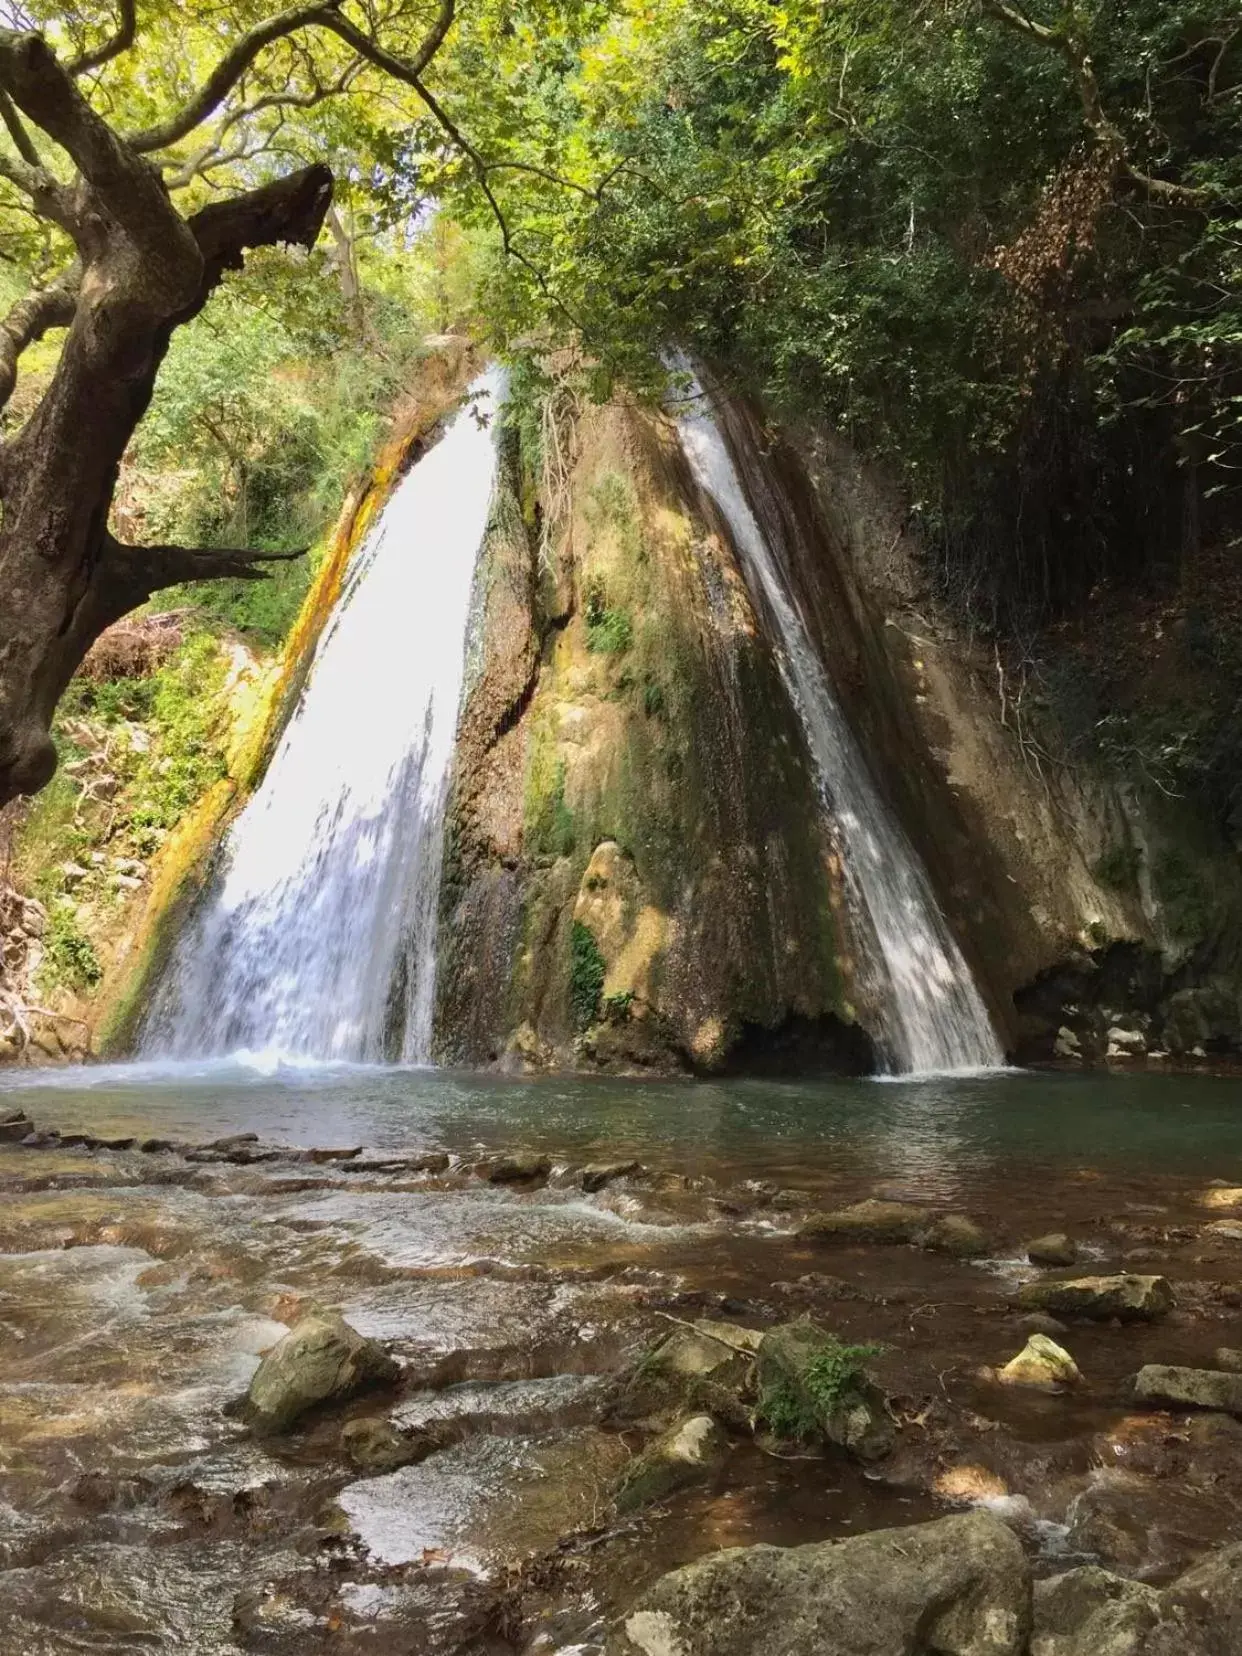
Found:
[1093,843,1142,894]
[570,921,606,1030]
[39,901,103,994]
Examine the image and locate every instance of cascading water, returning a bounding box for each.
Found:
[672,373,1004,1075]
[143,372,502,1064]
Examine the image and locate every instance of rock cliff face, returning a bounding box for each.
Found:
[740,402,1242,1064]
[434,397,869,1074]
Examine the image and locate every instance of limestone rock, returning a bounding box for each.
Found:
[1017,1274,1173,1322]
[916,1213,989,1258]
[1027,1233,1077,1267]
[1132,1364,1242,1416]
[607,1510,1029,1656]
[694,1319,763,1355]
[1031,1566,1162,1656]
[997,1334,1081,1392]
[615,1414,727,1512]
[245,1314,399,1434]
[1054,1026,1081,1059]
[0,1110,33,1143]
[756,1319,894,1462]
[1213,1346,1242,1373]
[800,1199,928,1244]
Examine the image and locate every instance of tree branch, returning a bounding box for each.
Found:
[127,0,455,155]
[0,264,78,415]
[980,0,1218,206]
[102,538,308,606]
[66,0,136,77]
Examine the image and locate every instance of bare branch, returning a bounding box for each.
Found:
[66,0,136,76]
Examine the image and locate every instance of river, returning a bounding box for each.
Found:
[1,1063,1241,1652]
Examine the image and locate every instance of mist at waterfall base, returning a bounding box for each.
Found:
[671,369,1004,1077]
[142,375,502,1065]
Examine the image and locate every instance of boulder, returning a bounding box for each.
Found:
[615,1414,727,1512]
[694,1319,763,1355]
[1132,1364,1242,1416]
[616,1323,755,1429]
[1032,1566,1162,1656]
[1213,1346,1242,1373]
[0,1111,33,1143]
[607,1510,1030,1656]
[916,1214,989,1258]
[997,1334,1081,1392]
[1161,983,1242,1056]
[245,1314,399,1434]
[1168,1541,1242,1650]
[1027,1233,1077,1267]
[756,1319,894,1461]
[1017,1275,1173,1323]
[800,1199,928,1244]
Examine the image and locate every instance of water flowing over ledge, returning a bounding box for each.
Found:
[142,373,503,1064]
[670,365,1004,1076]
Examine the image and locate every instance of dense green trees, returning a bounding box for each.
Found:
[457,0,1240,629]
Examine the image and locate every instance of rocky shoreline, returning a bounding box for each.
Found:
[3,1108,1242,1652]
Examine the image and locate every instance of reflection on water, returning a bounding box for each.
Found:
[1,1060,1241,1197]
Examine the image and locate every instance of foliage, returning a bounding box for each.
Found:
[445,0,1240,635]
[38,901,103,995]
[602,988,634,1022]
[570,919,607,1028]
[584,582,634,654]
[1153,847,1213,939]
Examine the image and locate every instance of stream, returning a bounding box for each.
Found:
[1,1063,1241,1653]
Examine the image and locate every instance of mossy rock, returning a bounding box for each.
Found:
[756,1318,894,1462]
[613,1324,756,1430]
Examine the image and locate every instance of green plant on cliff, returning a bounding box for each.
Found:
[38,902,104,996]
[525,743,576,861]
[570,921,607,1029]
[1093,843,1142,895]
[584,581,634,656]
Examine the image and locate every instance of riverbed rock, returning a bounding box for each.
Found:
[245,1313,399,1434]
[1031,1565,1163,1655]
[756,1318,894,1461]
[616,1323,755,1428]
[800,1199,928,1244]
[1027,1233,1078,1267]
[1213,1346,1242,1372]
[581,1160,641,1191]
[341,1416,443,1474]
[615,1414,727,1512]
[0,1110,33,1143]
[916,1213,989,1258]
[997,1334,1082,1392]
[485,1152,552,1183]
[1017,1274,1173,1322]
[1132,1364,1242,1415]
[1198,1185,1242,1210]
[606,1509,1029,1656]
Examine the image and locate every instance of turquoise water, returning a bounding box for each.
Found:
[2,1061,1241,1198]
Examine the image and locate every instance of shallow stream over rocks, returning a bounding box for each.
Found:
[1,1062,1241,1653]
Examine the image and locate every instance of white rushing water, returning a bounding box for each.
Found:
[144,373,502,1064]
[672,373,1004,1075]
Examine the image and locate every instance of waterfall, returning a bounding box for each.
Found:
[672,375,1004,1075]
[143,373,501,1064]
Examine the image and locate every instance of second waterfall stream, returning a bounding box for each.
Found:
[143,373,502,1064]
[673,375,1004,1076]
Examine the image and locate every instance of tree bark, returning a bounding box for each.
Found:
[0,162,332,803]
